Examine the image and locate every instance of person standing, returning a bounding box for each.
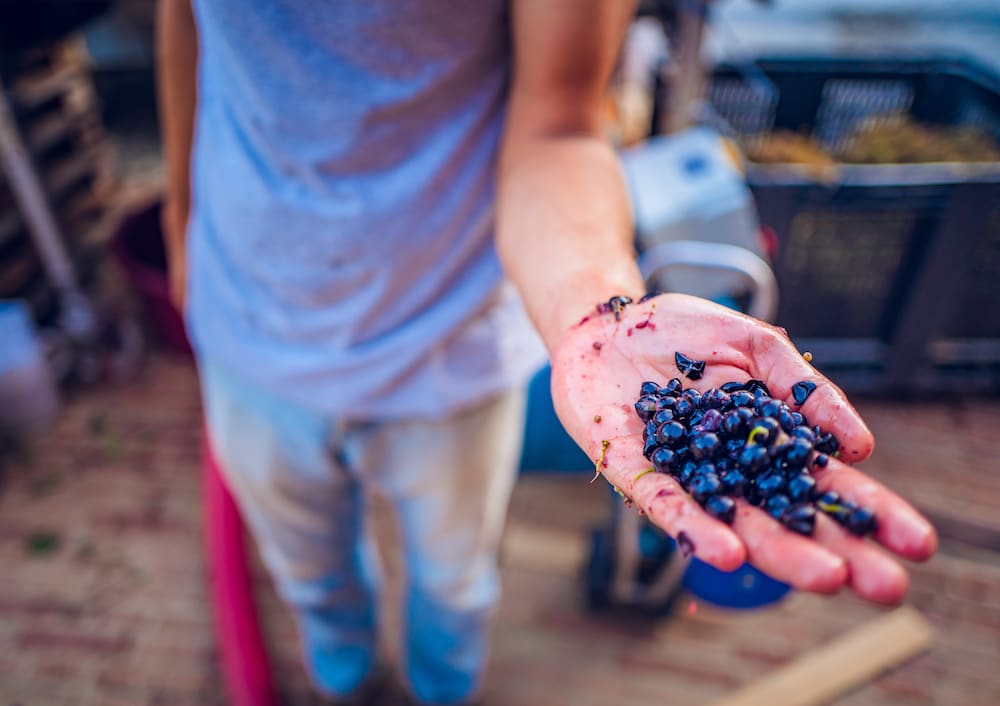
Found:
[158,1,937,703]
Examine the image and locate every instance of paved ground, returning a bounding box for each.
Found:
[2,354,1000,706]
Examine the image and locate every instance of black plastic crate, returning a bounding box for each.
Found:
[709,57,1000,394]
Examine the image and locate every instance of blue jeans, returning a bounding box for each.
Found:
[199,359,524,704]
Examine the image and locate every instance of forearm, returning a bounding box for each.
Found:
[496,131,645,353]
[155,0,198,248]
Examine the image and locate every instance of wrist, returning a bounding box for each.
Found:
[543,262,646,351]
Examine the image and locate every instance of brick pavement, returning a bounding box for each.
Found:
[1,354,999,706]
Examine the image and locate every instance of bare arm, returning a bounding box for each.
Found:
[496,1,935,604]
[496,0,642,352]
[155,0,198,310]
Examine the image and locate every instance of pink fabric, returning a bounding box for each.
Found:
[203,440,278,706]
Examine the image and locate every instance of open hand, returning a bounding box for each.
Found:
[550,293,937,605]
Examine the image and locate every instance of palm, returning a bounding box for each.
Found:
[551,293,936,604]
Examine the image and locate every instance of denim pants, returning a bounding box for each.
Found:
[199,359,525,704]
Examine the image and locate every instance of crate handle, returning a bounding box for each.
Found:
[638,240,779,322]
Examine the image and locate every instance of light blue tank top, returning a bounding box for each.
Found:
[186,0,544,420]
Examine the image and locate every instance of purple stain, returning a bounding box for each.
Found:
[592,341,603,351]
[677,531,695,558]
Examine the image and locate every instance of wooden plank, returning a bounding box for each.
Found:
[710,605,933,706]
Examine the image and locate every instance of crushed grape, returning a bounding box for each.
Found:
[635,360,876,537]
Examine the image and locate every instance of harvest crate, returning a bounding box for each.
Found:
[710,57,1000,394]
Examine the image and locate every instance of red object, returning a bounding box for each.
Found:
[111,201,193,355]
[758,224,780,263]
[203,440,278,706]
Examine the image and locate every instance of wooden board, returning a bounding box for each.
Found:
[710,605,933,706]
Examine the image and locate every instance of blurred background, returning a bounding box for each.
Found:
[1,1,999,705]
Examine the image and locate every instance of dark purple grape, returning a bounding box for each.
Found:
[759,398,784,419]
[766,494,791,520]
[845,507,877,536]
[791,425,816,444]
[704,495,736,524]
[745,379,772,397]
[662,378,683,396]
[782,503,817,536]
[651,447,676,473]
[720,469,746,496]
[784,439,813,468]
[655,421,688,449]
[814,453,830,468]
[816,490,840,506]
[696,462,717,476]
[674,396,697,419]
[738,444,769,474]
[673,448,693,467]
[814,432,840,456]
[778,407,797,433]
[725,437,746,458]
[791,412,805,427]
[643,435,659,460]
[747,418,781,446]
[698,408,723,433]
[656,396,678,411]
[771,438,795,462]
[690,432,721,460]
[720,381,747,394]
[653,409,675,426]
[756,470,786,498]
[787,473,817,502]
[689,472,722,503]
[791,380,817,405]
[721,409,748,437]
[635,396,658,421]
[640,381,660,396]
[677,459,698,486]
[701,388,729,410]
[816,492,852,524]
[730,390,754,408]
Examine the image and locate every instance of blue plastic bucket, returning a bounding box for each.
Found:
[0,300,59,433]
